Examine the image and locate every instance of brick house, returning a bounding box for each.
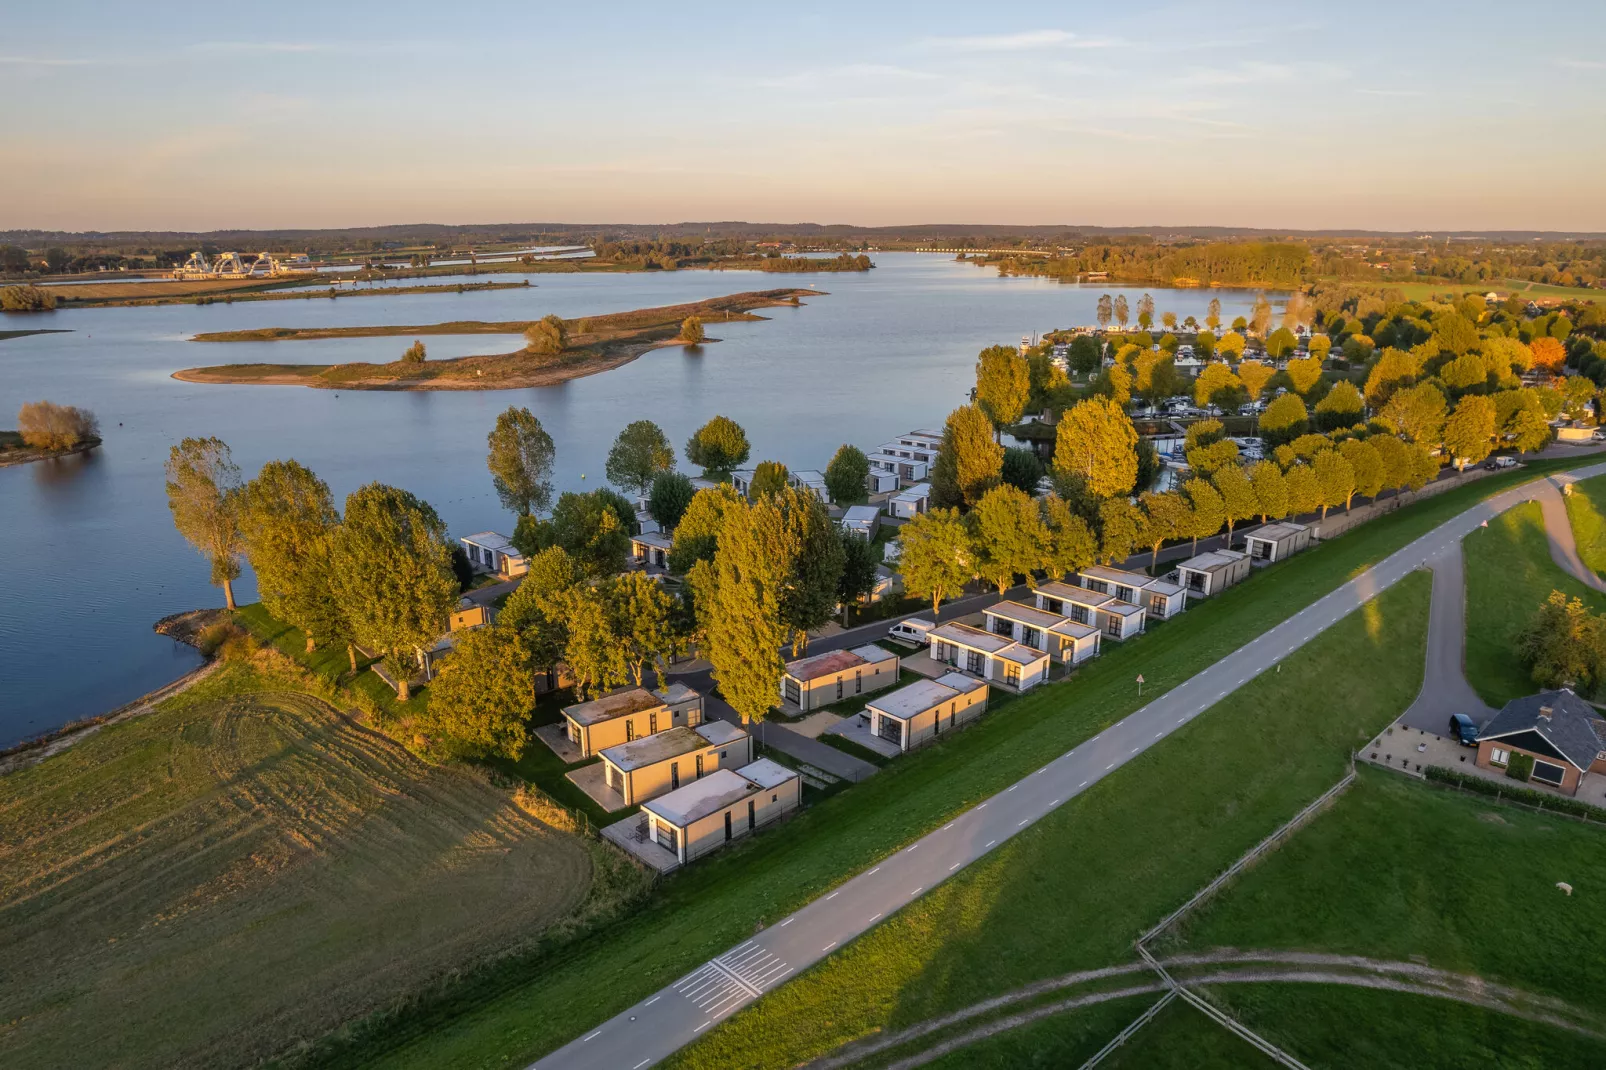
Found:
[1475,689,1606,796]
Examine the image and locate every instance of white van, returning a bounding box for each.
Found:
[887,618,936,648]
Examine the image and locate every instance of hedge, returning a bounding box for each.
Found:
[1424,765,1606,824]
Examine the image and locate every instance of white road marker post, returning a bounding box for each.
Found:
[1136,673,1145,698]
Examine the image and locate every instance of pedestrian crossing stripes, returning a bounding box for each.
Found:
[671,941,792,1018]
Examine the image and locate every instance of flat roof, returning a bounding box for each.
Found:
[631,531,673,550]
[933,670,987,694]
[562,687,663,727]
[867,678,963,720]
[1032,580,1114,607]
[1244,522,1309,542]
[929,621,1015,653]
[791,469,826,484]
[1048,618,1100,640]
[784,643,894,682]
[600,726,707,772]
[994,643,1049,666]
[1144,578,1185,598]
[842,505,880,522]
[1080,564,1156,588]
[892,482,932,499]
[461,531,516,551]
[985,600,1068,629]
[1178,550,1247,573]
[643,769,755,827]
[739,757,800,791]
[661,682,700,706]
[695,720,747,747]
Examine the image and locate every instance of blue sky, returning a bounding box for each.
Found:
[4,1,1603,232]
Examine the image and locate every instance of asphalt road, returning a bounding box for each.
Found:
[535,458,1606,1070]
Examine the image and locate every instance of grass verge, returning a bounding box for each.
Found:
[662,573,1429,1069]
[1564,473,1606,577]
[1463,501,1606,706]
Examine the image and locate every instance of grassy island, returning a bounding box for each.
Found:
[172,288,815,391]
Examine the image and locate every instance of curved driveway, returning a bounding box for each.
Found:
[536,459,1606,1070]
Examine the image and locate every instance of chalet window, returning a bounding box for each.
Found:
[966,650,985,675]
[855,669,862,694]
[649,712,658,734]
[1022,627,1041,649]
[784,678,801,704]
[1531,760,1566,786]
[1004,662,1021,687]
[836,678,844,700]
[1489,747,1509,766]
[696,754,705,777]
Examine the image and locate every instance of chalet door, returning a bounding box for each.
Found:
[747,800,756,830]
[671,762,680,790]
[724,812,732,841]
[966,650,984,675]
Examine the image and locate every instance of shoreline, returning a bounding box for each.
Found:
[171,288,817,392]
[0,436,101,468]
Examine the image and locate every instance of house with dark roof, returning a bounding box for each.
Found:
[1475,688,1606,796]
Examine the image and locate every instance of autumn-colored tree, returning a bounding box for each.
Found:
[1312,450,1355,519]
[327,483,458,700]
[1183,478,1225,550]
[1248,461,1288,522]
[1194,362,1242,408]
[1368,434,1410,498]
[1041,494,1099,578]
[1379,381,1448,446]
[1187,438,1241,478]
[165,437,244,610]
[401,340,427,363]
[899,507,972,616]
[1440,351,1489,393]
[15,400,98,450]
[605,419,675,495]
[1114,294,1129,328]
[1212,464,1257,539]
[1530,335,1567,373]
[1139,491,1192,566]
[1338,439,1384,510]
[1206,297,1222,331]
[1283,464,1321,518]
[975,345,1032,436]
[1363,348,1420,407]
[681,315,705,344]
[1053,396,1138,499]
[1284,355,1325,395]
[1442,394,1497,471]
[749,460,790,499]
[1105,362,1134,405]
[487,406,556,516]
[237,459,341,652]
[1259,393,1309,447]
[1264,327,1298,360]
[685,415,751,476]
[1308,334,1332,362]
[1136,293,1155,330]
[1215,331,1247,363]
[1097,496,1148,565]
[1314,379,1365,431]
[1096,293,1113,329]
[426,625,533,758]
[969,484,1048,593]
[525,313,568,354]
[930,404,1004,510]
[1430,311,1478,356]
[1237,360,1274,401]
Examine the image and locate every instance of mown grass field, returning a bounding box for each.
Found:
[1564,473,1606,577]
[1463,501,1606,706]
[1167,766,1606,1009]
[0,661,635,1070]
[664,574,1430,1069]
[341,459,1606,1070]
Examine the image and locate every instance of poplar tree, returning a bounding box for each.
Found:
[705,496,787,725]
[328,483,458,700]
[975,345,1031,437]
[774,487,846,654]
[1206,297,1222,331]
[165,437,244,610]
[1284,464,1321,519]
[1097,497,1148,565]
[611,571,678,686]
[1096,294,1113,329]
[1041,494,1099,578]
[824,444,871,504]
[1339,439,1384,510]
[1212,464,1258,539]
[487,406,556,516]
[969,484,1048,594]
[1139,491,1193,566]
[1313,450,1355,518]
[1053,397,1138,499]
[900,507,973,616]
[931,404,1004,509]
[668,483,743,574]
[237,459,341,652]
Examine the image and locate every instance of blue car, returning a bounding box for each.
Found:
[1449,713,1480,747]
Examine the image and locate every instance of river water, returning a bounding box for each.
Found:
[0,254,1271,745]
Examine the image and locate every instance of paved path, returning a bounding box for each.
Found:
[1533,473,1606,594]
[536,459,1606,1070]
[1396,544,1495,734]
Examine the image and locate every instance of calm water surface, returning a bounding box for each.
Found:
[0,254,1271,744]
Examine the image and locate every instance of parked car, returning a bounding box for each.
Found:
[1449,713,1480,747]
[887,618,935,647]
[1483,456,1518,471]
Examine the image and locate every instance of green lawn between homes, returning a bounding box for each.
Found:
[1463,501,1606,707]
[661,574,1430,1070]
[322,459,1586,1070]
[1564,473,1606,578]
[1165,765,1606,1011]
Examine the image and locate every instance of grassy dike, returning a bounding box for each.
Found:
[1563,472,1606,577]
[337,458,1588,1070]
[666,574,1430,1069]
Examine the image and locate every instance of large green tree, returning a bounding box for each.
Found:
[1139,490,1193,566]
[774,487,846,654]
[685,415,750,476]
[647,470,696,531]
[605,420,675,495]
[426,625,533,758]
[1053,397,1138,499]
[974,345,1031,437]
[668,483,743,574]
[165,437,244,610]
[237,459,341,653]
[749,460,790,499]
[823,444,871,504]
[548,583,631,699]
[328,483,459,700]
[704,497,787,725]
[543,489,636,576]
[1097,497,1148,565]
[836,528,881,618]
[1379,381,1448,446]
[1183,478,1225,550]
[487,407,556,517]
[610,571,679,686]
[900,507,973,616]
[498,546,578,691]
[1041,494,1099,577]
[1442,394,1497,471]
[931,404,1004,509]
